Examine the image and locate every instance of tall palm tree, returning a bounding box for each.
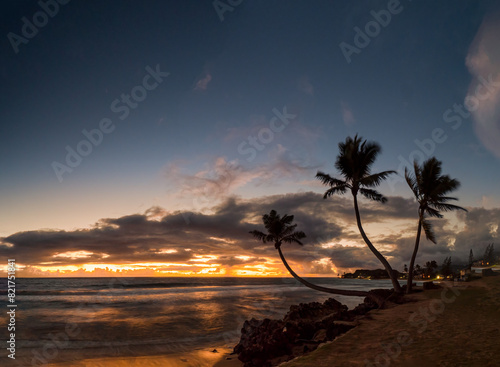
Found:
[316,135,402,293]
[405,157,467,293]
[249,210,381,301]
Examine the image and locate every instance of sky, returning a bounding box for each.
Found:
[1,0,500,277]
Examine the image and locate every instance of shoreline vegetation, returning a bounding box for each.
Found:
[341,269,399,279]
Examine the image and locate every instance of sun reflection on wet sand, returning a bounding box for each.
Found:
[47,347,241,367]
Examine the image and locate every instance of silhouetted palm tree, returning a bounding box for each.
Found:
[405,157,467,293]
[415,264,422,276]
[424,260,438,278]
[316,135,402,293]
[249,210,380,301]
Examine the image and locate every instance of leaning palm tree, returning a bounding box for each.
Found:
[405,157,467,293]
[250,210,383,303]
[316,135,402,293]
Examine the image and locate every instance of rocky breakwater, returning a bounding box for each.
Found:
[233,289,394,366]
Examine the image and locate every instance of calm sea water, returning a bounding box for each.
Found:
[0,277,396,366]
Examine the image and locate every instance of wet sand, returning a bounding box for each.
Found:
[47,347,242,367]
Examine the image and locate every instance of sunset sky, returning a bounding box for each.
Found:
[1,0,500,277]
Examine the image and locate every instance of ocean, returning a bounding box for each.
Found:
[0,277,397,366]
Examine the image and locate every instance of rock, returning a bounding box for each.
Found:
[284,298,347,323]
[233,318,290,366]
[312,328,327,343]
[233,293,389,366]
[212,349,218,353]
[423,281,441,290]
[234,297,355,366]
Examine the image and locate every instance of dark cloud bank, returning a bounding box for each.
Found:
[2,192,498,275]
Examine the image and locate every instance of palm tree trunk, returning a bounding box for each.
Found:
[353,194,402,293]
[277,246,385,306]
[407,210,423,294]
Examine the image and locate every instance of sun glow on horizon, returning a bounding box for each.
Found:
[3,260,289,278]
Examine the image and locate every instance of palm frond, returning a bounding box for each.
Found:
[431,196,459,203]
[422,219,436,244]
[315,172,346,187]
[425,207,443,218]
[413,160,424,195]
[359,188,387,203]
[360,170,396,188]
[405,166,419,199]
[282,231,306,246]
[281,214,295,225]
[431,203,467,213]
[431,176,461,197]
[249,230,268,243]
[359,141,382,177]
[263,210,279,231]
[323,185,348,198]
[280,223,298,238]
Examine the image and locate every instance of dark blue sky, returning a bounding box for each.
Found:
[1,1,500,275]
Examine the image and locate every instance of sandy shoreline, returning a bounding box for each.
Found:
[45,347,242,367]
[282,277,500,366]
[36,277,499,366]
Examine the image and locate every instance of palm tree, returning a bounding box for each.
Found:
[423,260,438,278]
[405,157,467,293]
[415,264,422,276]
[316,135,402,293]
[249,210,383,302]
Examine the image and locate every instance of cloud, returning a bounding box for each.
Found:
[1,193,498,277]
[340,101,356,126]
[453,207,500,255]
[465,12,500,159]
[194,73,212,91]
[164,150,321,205]
[165,157,246,204]
[328,245,381,269]
[297,76,314,96]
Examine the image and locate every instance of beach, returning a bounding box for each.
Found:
[1,277,393,366]
[5,276,499,366]
[282,276,500,367]
[44,347,239,367]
